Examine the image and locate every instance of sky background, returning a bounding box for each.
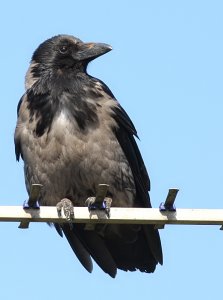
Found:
[1,0,223,299]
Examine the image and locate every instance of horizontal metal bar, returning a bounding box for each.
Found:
[0,206,223,226]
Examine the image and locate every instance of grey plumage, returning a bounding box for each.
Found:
[15,34,163,277]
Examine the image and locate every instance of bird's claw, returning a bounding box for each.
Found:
[56,198,74,222]
[85,197,112,218]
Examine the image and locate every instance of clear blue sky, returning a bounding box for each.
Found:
[1,1,223,299]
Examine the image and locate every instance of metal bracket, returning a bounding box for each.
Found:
[23,184,42,209]
[85,184,110,210]
[18,184,42,229]
[156,188,179,229]
[159,188,179,212]
[85,184,110,230]
[94,184,110,206]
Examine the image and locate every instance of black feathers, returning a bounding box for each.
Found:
[25,85,99,137]
[112,104,151,197]
[26,90,53,136]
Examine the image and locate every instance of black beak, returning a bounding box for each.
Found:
[75,42,112,61]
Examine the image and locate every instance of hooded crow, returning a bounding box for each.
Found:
[15,35,163,277]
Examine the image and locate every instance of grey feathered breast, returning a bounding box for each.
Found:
[15,78,135,207]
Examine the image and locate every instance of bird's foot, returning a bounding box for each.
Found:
[85,197,112,218]
[56,198,74,222]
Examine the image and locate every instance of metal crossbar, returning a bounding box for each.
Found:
[1,185,222,229]
[0,206,223,228]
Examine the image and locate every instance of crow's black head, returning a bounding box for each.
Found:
[25,35,112,90]
[32,34,112,70]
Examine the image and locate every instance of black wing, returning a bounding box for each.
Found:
[111,101,163,265]
[96,77,151,205]
[15,95,25,161]
[111,103,151,207]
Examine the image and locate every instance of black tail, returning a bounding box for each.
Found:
[57,223,162,277]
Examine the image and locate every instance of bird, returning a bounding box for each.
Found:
[14,34,163,278]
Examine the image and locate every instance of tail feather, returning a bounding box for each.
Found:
[143,225,163,265]
[104,225,159,273]
[61,224,93,273]
[72,224,117,278]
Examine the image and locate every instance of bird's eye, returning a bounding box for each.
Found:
[59,45,69,54]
